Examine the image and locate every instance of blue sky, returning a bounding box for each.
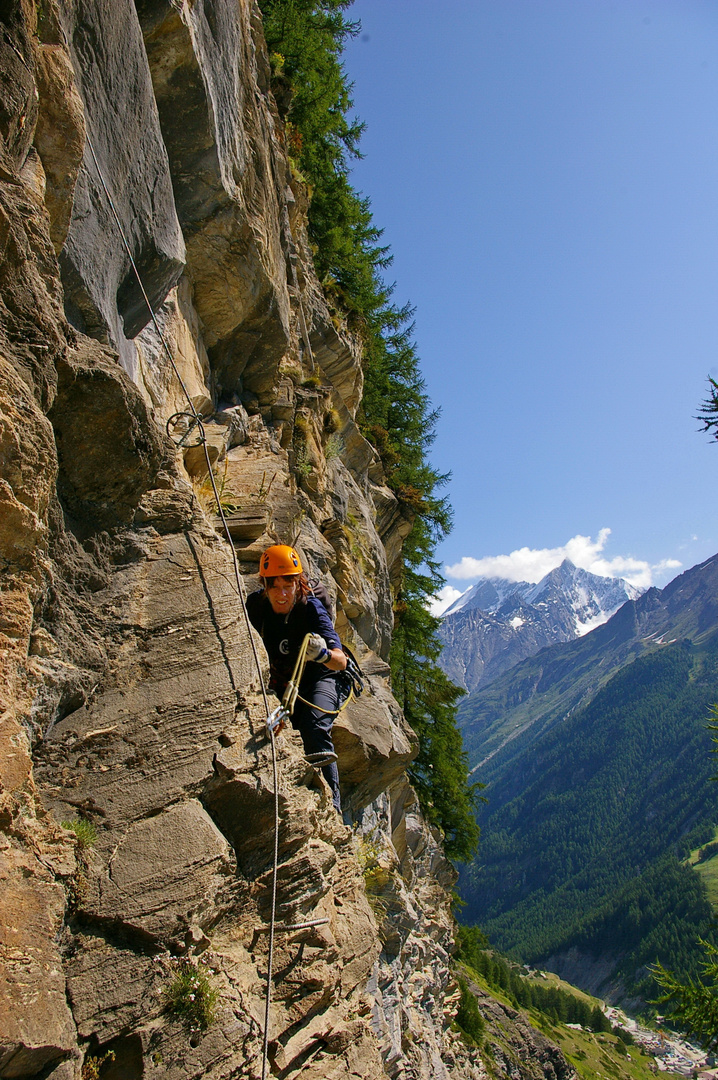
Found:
[342,0,718,606]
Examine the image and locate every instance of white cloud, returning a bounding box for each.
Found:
[428,585,466,617]
[445,529,682,591]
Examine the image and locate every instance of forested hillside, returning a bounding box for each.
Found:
[457,555,718,1006]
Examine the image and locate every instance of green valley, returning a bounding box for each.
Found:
[454,928,693,1080]
[456,554,718,1005]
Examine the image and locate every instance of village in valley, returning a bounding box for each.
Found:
[604,1008,716,1079]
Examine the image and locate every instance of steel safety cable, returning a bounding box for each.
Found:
[262,728,279,1080]
[58,15,282,1072]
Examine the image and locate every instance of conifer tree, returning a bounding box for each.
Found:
[653,943,718,1049]
[697,377,718,442]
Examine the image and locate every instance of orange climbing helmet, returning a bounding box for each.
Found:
[259,544,303,578]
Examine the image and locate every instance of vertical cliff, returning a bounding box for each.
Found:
[0,3,576,1079]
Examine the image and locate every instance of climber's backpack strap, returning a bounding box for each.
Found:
[308,577,334,619]
[304,579,365,706]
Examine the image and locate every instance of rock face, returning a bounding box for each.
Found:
[0,3,567,1078]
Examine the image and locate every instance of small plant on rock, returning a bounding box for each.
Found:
[195,459,240,516]
[356,835,392,917]
[324,432,343,462]
[81,1050,115,1080]
[293,443,313,481]
[323,407,341,434]
[293,414,311,442]
[62,818,95,910]
[255,470,276,502]
[164,959,219,1034]
[62,818,97,851]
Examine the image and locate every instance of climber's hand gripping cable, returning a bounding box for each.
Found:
[305,632,331,663]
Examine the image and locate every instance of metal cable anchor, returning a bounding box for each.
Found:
[267,705,289,736]
[166,411,205,447]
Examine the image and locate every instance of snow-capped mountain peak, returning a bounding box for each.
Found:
[524,559,641,636]
[441,576,532,618]
[438,560,642,692]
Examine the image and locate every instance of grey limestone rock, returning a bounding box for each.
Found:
[59,0,185,372]
[137,0,292,399]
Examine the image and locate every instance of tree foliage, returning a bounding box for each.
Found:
[258,0,479,859]
[459,638,718,998]
[390,522,482,861]
[650,705,718,1044]
[455,975,486,1045]
[653,940,718,1050]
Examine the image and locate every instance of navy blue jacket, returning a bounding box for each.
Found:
[246,591,341,696]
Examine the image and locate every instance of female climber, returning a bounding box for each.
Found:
[246,544,347,813]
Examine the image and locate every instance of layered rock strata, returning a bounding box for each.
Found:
[0,2,564,1078]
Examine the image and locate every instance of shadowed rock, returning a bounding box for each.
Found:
[334,676,418,813]
[58,0,185,371]
[49,339,173,527]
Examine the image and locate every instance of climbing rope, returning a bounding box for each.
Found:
[57,17,284,1073]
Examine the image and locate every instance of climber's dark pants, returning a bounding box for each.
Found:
[292,671,342,812]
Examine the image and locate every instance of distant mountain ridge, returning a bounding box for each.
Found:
[457,551,718,772]
[438,559,640,693]
[456,551,718,1006]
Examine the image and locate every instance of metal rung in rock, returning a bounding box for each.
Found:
[304,752,338,767]
[256,918,330,934]
[251,918,330,951]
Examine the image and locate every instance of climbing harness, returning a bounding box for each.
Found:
[272,634,364,733]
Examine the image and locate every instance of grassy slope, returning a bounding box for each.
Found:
[552,1025,659,1080]
[461,964,662,1080]
[688,829,718,910]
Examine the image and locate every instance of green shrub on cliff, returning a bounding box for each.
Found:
[259,0,479,861]
[164,959,219,1033]
[455,976,485,1046]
